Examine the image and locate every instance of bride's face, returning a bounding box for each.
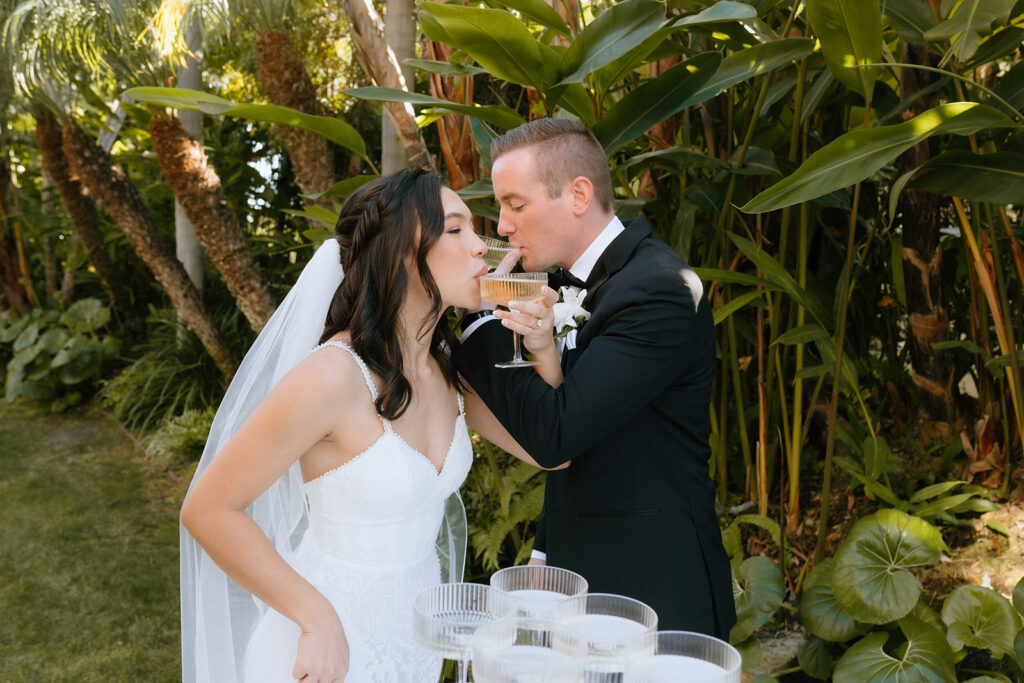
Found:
[423,187,488,309]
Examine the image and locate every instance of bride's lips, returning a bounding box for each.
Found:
[474,265,488,278]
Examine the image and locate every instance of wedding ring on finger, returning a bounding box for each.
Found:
[536,319,543,328]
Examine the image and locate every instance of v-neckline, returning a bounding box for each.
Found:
[387,412,464,477]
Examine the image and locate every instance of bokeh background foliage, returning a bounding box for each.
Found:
[1,0,1024,679]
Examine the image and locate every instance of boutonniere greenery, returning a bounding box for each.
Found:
[553,286,591,338]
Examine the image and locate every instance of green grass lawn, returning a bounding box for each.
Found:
[0,402,181,681]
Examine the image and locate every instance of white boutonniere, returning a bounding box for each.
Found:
[553,286,591,338]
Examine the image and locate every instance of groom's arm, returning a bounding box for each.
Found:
[454,271,707,469]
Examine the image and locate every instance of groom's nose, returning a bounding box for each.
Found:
[497,211,514,237]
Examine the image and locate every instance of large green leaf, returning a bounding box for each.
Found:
[807,0,882,104]
[670,1,757,27]
[833,617,956,683]
[730,555,786,642]
[994,59,1024,110]
[799,559,871,642]
[625,146,729,171]
[1016,629,1024,667]
[60,298,110,333]
[404,58,486,78]
[676,38,815,110]
[910,151,1024,204]
[482,0,571,36]
[557,0,665,85]
[742,102,1013,213]
[594,27,677,95]
[832,509,944,624]
[343,87,525,130]
[942,585,1020,658]
[728,234,832,329]
[797,635,834,679]
[923,0,1017,63]
[594,52,721,154]
[124,87,366,158]
[883,0,939,44]
[1013,576,1024,617]
[419,4,559,91]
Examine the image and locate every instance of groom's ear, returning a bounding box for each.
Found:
[568,176,594,217]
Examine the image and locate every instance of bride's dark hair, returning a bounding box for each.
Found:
[320,168,462,420]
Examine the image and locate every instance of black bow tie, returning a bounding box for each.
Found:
[549,267,587,291]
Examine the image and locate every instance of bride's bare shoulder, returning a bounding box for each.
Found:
[274,337,367,405]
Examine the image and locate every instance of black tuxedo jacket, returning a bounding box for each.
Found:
[454,217,735,636]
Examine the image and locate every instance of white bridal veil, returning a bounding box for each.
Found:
[180,239,467,682]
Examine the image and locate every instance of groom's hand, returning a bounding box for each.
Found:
[527,557,547,567]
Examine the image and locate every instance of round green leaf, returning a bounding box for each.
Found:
[798,635,834,679]
[733,635,761,669]
[941,585,1020,658]
[962,676,1013,683]
[1014,628,1024,667]
[799,559,870,642]
[1013,576,1024,617]
[908,598,946,635]
[61,298,110,332]
[833,617,956,683]
[832,510,943,624]
[55,340,104,385]
[730,555,786,642]
[38,328,69,355]
[13,322,39,352]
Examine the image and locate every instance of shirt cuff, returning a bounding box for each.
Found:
[458,313,496,343]
[530,549,547,562]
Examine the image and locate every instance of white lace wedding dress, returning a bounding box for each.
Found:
[243,341,473,682]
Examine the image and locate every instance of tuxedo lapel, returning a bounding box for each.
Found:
[584,216,651,304]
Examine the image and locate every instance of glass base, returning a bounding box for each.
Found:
[495,359,539,368]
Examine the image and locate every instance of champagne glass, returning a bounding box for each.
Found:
[414,583,518,683]
[482,235,516,271]
[479,273,548,368]
[472,617,588,683]
[623,631,741,683]
[490,566,589,619]
[552,594,658,683]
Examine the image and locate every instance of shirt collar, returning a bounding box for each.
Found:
[568,216,625,283]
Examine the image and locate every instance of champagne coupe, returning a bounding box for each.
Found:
[479,273,548,368]
[490,566,589,619]
[623,631,741,683]
[552,594,658,682]
[472,617,588,683]
[482,235,516,271]
[414,583,518,683]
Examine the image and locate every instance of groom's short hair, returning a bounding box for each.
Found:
[491,119,613,213]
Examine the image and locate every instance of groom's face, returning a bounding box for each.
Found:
[492,146,573,271]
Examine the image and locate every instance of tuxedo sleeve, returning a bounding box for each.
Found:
[454,271,705,468]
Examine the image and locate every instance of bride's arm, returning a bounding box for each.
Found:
[180,352,358,680]
[464,387,568,470]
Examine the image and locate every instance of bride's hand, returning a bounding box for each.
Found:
[292,609,350,682]
[498,286,558,355]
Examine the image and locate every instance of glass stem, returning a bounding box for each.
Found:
[457,658,470,683]
[512,332,525,362]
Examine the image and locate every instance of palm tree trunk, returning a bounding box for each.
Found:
[149,112,276,332]
[382,0,415,174]
[343,0,436,171]
[40,170,58,302]
[35,113,142,332]
[61,119,236,379]
[254,30,336,205]
[0,156,29,313]
[423,39,478,191]
[898,42,956,423]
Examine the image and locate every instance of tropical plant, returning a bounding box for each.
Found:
[0,297,121,410]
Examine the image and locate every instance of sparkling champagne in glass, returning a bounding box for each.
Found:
[490,565,589,619]
[479,273,548,368]
[623,631,741,683]
[472,617,588,683]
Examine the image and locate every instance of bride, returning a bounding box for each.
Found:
[180,169,560,682]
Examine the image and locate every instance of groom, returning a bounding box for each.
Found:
[454,119,735,637]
